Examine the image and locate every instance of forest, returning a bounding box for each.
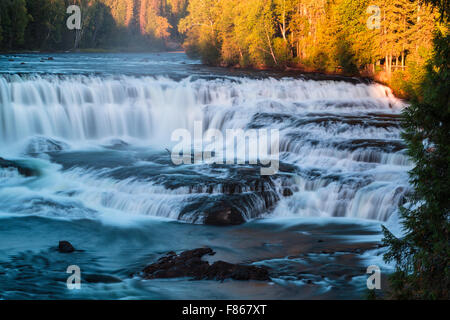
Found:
[0,0,189,52]
[180,0,446,99]
[0,0,448,300]
[0,0,446,98]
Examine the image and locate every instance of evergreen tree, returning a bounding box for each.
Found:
[382,1,449,299]
[0,0,29,50]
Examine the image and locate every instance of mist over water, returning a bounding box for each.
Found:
[0,53,408,299]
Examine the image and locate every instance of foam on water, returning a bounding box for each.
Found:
[0,74,410,223]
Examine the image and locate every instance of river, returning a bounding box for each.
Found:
[0,52,409,299]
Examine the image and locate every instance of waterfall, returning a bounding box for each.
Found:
[0,74,402,143]
[0,74,410,222]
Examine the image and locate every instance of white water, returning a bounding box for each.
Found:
[0,75,402,142]
[0,74,410,222]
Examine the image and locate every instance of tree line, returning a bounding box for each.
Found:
[0,0,448,300]
[179,0,444,98]
[0,0,188,51]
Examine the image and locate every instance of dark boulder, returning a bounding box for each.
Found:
[0,157,37,177]
[205,261,270,281]
[83,274,122,283]
[203,205,245,226]
[142,248,213,279]
[179,192,278,226]
[282,188,294,197]
[141,248,270,281]
[58,241,75,253]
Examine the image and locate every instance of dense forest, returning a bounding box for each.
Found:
[0,0,448,300]
[1,0,443,98]
[0,0,188,51]
[180,0,446,98]
[0,1,442,73]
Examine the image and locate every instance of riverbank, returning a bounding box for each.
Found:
[0,52,407,299]
[1,49,408,100]
[0,47,179,55]
[227,62,413,101]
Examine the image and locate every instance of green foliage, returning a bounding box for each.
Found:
[80,0,117,48]
[177,0,450,301]
[309,51,330,72]
[382,29,449,299]
[23,0,66,50]
[389,49,431,100]
[334,38,359,75]
[273,37,290,67]
[0,0,189,52]
[179,0,220,62]
[179,0,437,84]
[198,33,221,65]
[0,0,30,50]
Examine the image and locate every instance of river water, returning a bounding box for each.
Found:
[0,52,409,299]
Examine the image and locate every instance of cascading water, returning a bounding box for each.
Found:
[0,53,412,300]
[0,73,410,222]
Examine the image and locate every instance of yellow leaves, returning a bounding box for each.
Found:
[179,0,437,71]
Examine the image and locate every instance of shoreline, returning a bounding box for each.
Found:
[217,63,407,101]
[0,50,405,100]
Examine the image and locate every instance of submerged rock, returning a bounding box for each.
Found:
[203,205,245,226]
[25,137,69,154]
[58,241,75,253]
[205,261,270,281]
[141,248,270,281]
[0,157,37,177]
[83,274,122,283]
[282,188,294,197]
[102,139,129,150]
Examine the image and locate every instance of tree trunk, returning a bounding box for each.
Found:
[385,54,388,73]
[266,30,278,65]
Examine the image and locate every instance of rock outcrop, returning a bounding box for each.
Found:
[142,248,270,281]
[58,241,75,253]
[0,157,37,177]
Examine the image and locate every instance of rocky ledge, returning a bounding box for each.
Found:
[141,247,270,281]
[0,157,37,177]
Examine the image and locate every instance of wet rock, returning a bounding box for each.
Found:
[0,157,37,177]
[203,205,245,226]
[282,188,293,197]
[142,248,213,279]
[26,137,69,154]
[83,274,122,283]
[156,163,294,224]
[103,139,129,150]
[142,248,270,281]
[205,261,270,281]
[179,188,280,225]
[58,241,75,253]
